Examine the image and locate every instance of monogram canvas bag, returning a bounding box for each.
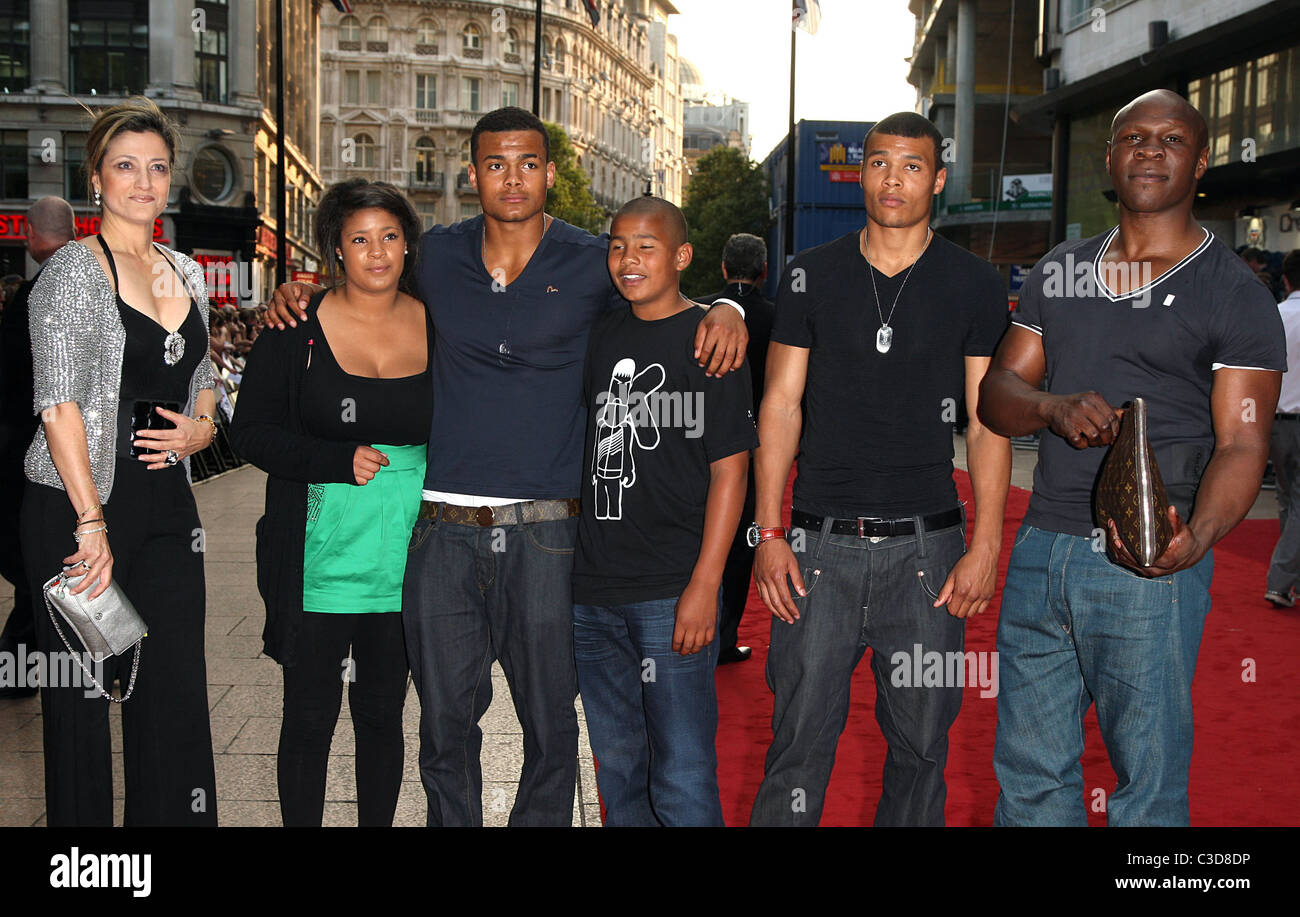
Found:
[1093,397,1173,567]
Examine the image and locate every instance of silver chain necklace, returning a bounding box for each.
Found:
[865,227,931,354]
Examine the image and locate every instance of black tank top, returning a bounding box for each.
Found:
[300,289,434,446]
[100,236,206,456]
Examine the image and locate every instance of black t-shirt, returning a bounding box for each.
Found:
[770,229,1008,517]
[1012,228,1287,536]
[414,215,624,498]
[572,305,759,605]
[301,291,433,447]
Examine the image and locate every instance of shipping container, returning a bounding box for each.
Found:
[761,119,874,297]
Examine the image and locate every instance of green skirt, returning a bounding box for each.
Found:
[302,443,426,614]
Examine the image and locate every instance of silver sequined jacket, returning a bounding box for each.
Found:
[25,239,216,502]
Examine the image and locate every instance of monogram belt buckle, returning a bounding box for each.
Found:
[474,506,495,526]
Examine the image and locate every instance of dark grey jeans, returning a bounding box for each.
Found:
[401,513,579,826]
[749,512,967,826]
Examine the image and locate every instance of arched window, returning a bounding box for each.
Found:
[365,16,386,45]
[505,29,519,56]
[415,18,438,46]
[353,132,376,169]
[554,39,566,75]
[541,35,552,68]
[462,23,482,53]
[339,15,360,43]
[414,136,436,183]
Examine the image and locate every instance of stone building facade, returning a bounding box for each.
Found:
[318,0,685,230]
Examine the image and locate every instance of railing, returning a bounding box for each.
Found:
[409,171,445,191]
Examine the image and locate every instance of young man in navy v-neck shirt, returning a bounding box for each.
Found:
[267,108,747,826]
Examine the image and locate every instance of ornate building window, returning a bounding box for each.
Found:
[352,132,376,169]
[462,23,482,58]
[338,14,360,49]
[415,17,438,54]
[365,16,387,52]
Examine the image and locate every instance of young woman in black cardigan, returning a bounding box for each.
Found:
[231,181,432,826]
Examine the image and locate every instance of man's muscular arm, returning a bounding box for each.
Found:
[979,325,1121,448]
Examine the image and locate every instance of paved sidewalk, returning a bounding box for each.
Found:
[0,464,601,827]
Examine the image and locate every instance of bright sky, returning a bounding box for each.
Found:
[669,0,918,162]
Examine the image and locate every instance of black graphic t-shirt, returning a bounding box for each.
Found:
[572,304,759,605]
[1011,228,1286,536]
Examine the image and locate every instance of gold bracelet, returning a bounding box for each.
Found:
[77,502,102,521]
[196,414,217,438]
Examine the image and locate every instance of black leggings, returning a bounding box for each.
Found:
[22,459,217,826]
[279,610,408,826]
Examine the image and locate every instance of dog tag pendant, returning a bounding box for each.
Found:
[876,324,893,354]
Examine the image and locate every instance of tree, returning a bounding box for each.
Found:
[544,122,604,234]
[680,147,772,297]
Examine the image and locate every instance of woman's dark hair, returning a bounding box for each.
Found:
[315,179,421,293]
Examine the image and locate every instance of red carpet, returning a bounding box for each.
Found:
[714,472,1300,826]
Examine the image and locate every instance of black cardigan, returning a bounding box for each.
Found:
[228,302,360,665]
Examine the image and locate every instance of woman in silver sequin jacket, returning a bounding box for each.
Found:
[22,98,219,826]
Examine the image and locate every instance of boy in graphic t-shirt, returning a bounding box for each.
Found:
[571,197,758,826]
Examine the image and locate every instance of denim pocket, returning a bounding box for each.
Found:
[1011,522,1036,550]
[407,517,435,553]
[525,517,577,555]
[796,565,823,599]
[915,527,965,603]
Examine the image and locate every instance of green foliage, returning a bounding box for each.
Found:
[680,147,772,297]
[544,122,604,234]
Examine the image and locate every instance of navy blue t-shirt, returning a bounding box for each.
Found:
[414,215,623,498]
[1011,227,1286,537]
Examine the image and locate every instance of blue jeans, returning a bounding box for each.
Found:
[993,524,1214,826]
[573,596,724,826]
[749,514,968,826]
[402,514,579,826]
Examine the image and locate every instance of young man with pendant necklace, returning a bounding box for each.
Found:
[980,90,1284,825]
[748,111,1012,826]
[263,108,748,826]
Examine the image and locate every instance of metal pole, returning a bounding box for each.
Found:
[275,0,286,286]
[783,24,796,259]
[532,0,543,115]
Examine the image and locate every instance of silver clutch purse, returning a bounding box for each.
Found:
[41,562,147,703]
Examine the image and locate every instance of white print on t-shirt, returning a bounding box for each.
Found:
[592,358,665,520]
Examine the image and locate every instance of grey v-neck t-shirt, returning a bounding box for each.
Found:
[1010,227,1285,537]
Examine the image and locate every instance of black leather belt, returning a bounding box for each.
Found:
[790,507,963,539]
[1277,413,1300,421]
[418,499,581,526]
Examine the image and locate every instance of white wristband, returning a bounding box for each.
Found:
[711,296,745,320]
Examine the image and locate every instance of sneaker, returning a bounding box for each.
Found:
[1264,589,1296,608]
